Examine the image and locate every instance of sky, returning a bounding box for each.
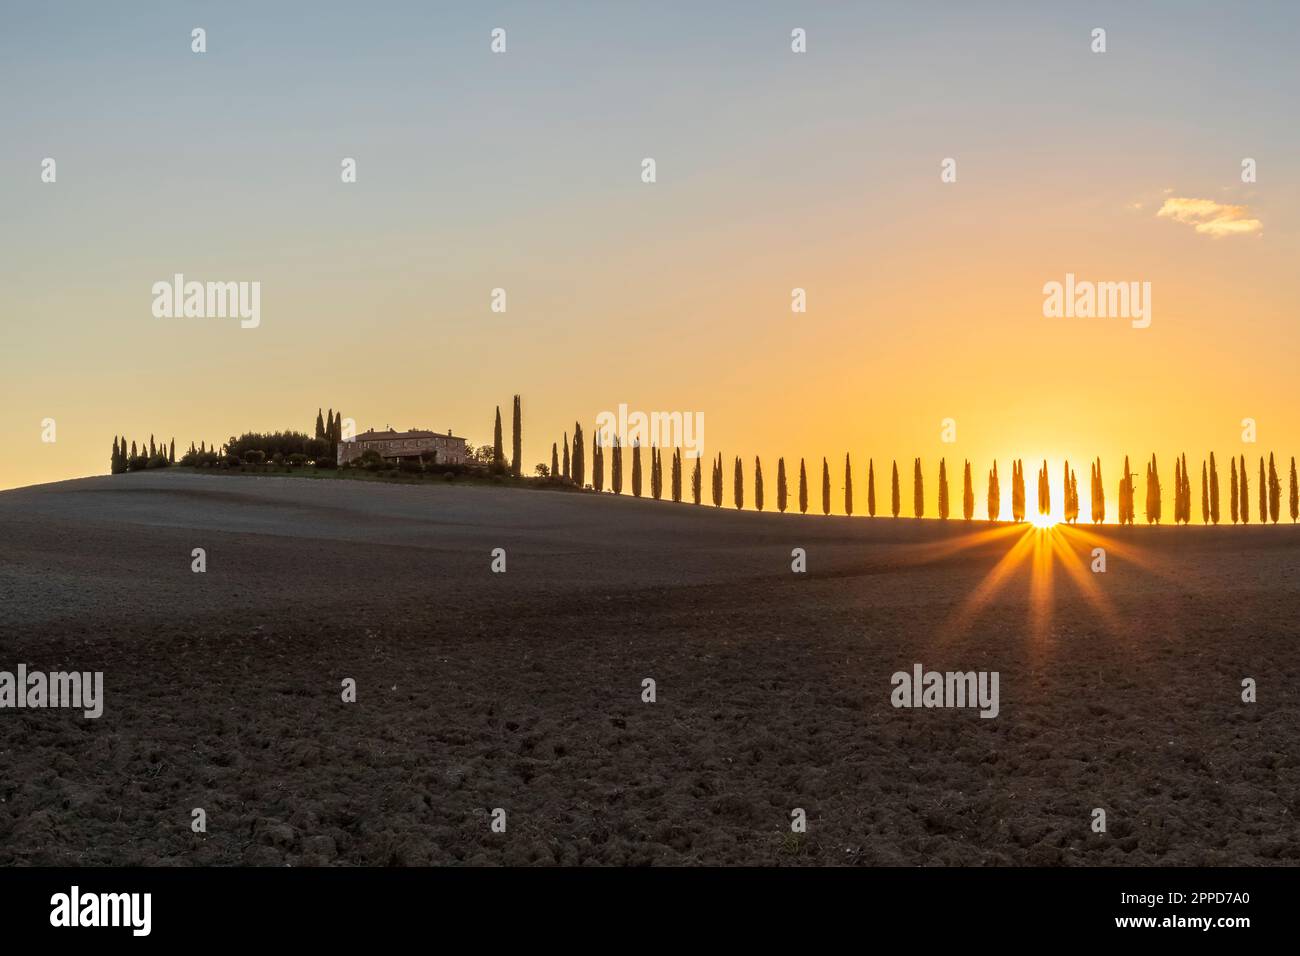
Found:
[2,1,1297,521]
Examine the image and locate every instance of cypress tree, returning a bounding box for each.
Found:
[962,460,974,520]
[511,395,522,476]
[169,439,175,464]
[1068,469,1079,523]
[891,461,901,518]
[612,436,623,494]
[593,440,604,492]
[1012,460,1025,522]
[632,441,642,497]
[572,422,585,487]
[1240,455,1249,524]
[1230,457,1239,523]
[867,459,876,517]
[937,458,949,519]
[800,459,809,515]
[315,409,325,440]
[755,457,764,512]
[691,454,701,505]
[1146,454,1161,524]
[733,456,744,510]
[1290,457,1298,523]
[844,453,853,517]
[562,432,570,480]
[777,458,788,513]
[1260,456,1269,524]
[493,408,505,471]
[1091,459,1104,524]
[1209,452,1220,524]
[913,458,924,518]
[551,442,559,479]
[111,437,120,474]
[131,440,138,460]
[988,461,1000,521]
[652,447,662,500]
[1173,457,1182,524]
[941,460,951,520]
[712,452,723,507]
[821,458,830,516]
[672,449,682,503]
[149,435,156,459]
[326,410,335,444]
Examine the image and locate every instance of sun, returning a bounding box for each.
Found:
[1029,513,1058,529]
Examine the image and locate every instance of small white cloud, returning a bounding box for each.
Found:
[1157,197,1262,238]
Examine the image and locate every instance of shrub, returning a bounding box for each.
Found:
[271,452,285,466]
[127,455,149,472]
[224,453,241,467]
[288,453,308,467]
[146,454,170,469]
[365,460,386,473]
[399,459,423,474]
[314,458,337,470]
[242,450,266,465]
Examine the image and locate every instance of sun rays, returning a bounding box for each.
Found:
[942,522,1144,648]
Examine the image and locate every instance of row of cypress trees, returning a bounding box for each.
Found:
[110,434,175,473]
[548,437,1300,524]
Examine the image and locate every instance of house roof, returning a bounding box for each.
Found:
[350,428,466,443]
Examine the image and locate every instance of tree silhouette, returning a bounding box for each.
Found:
[632,441,642,497]
[1230,456,1239,524]
[1240,455,1249,524]
[1090,459,1104,524]
[1173,456,1183,524]
[844,453,853,517]
[551,442,559,480]
[987,461,1000,521]
[799,458,809,515]
[755,457,764,512]
[493,407,505,472]
[717,450,728,509]
[651,447,662,500]
[1012,459,1025,523]
[315,409,325,440]
[691,454,701,505]
[937,458,949,520]
[1268,452,1280,523]
[868,459,877,517]
[821,458,831,516]
[1290,457,1298,523]
[562,432,570,480]
[1209,452,1220,524]
[961,460,974,521]
[572,423,585,487]
[733,456,744,510]
[612,435,623,495]
[777,458,788,513]
[913,458,924,518]
[1068,467,1079,523]
[512,396,522,476]
[593,440,604,492]
[891,461,900,518]
[1260,456,1269,524]
[671,449,682,502]
[1145,454,1161,524]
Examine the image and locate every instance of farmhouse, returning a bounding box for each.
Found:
[337,427,468,466]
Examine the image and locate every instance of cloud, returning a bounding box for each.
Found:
[1156,197,1262,237]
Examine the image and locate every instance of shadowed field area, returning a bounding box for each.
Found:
[1,471,1297,865]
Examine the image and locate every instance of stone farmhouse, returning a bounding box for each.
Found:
[337,427,468,466]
